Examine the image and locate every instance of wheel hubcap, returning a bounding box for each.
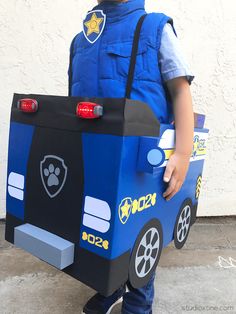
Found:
[135,227,160,278]
[177,205,191,243]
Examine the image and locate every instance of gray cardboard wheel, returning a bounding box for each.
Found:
[174,198,193,249]
[128,219,163,289]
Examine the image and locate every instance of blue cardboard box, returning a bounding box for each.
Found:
[5,94,208,296]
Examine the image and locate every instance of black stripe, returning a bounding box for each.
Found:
[11,93,160,137]
[24,127,84,243]
[64,245,130,297]
[5,213,23,244]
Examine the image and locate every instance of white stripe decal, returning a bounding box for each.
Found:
[157,129,208,168]
[83,213,110,233]
[159,129,175,149]
[8,186,24,201]
[159,130,208,149]
[84,196,111,221]
[8,172,25,189]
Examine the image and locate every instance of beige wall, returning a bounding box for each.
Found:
[0,0,236,218]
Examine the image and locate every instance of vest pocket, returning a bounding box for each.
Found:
[100,42,148,80]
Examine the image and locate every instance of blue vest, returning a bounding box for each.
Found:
[70,0,173,123]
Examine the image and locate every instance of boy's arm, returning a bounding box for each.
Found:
[163,77,194,201]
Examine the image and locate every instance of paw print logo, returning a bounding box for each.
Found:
[40,155,68,198]
[44,164,60,187]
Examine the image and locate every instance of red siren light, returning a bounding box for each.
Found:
[17,99,38,113]
[76,102,103,119]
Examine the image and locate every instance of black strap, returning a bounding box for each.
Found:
[125,14,147,99]
[68,35,77,96]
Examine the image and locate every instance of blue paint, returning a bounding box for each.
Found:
[108,136,205,258]
[80,133,123,259]
[78,130,207,260]
[6,122,35,219]
[137,137,161,174]
[7,121,207,268]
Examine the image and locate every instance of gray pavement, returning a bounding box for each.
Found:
[0,217,236,314]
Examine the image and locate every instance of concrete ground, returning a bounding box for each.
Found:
[0,217,236,314]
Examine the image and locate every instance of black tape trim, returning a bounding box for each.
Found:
[5,212,24,244]
[11,93,160,137]
[64,246,130,297]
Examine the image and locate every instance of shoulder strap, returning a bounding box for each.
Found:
[125,14,147,99]
[68,35,77,96]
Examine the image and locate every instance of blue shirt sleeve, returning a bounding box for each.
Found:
[159,23,194,84]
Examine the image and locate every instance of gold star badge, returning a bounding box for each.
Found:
[120,200,131,219]
[84,13,104,36]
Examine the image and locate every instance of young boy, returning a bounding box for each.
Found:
[69,0,194,313]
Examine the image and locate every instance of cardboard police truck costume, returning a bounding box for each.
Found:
[5,13,209,297]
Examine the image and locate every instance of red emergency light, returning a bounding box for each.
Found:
[17,99,38,113]
[76,102,103,119]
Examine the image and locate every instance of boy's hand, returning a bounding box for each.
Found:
[163,152,191,201]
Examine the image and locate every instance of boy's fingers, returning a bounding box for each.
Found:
[165,181,182,201]
[163,163,175,183]
[163,176,177,198]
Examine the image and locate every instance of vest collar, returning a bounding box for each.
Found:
[92,0,145,20]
